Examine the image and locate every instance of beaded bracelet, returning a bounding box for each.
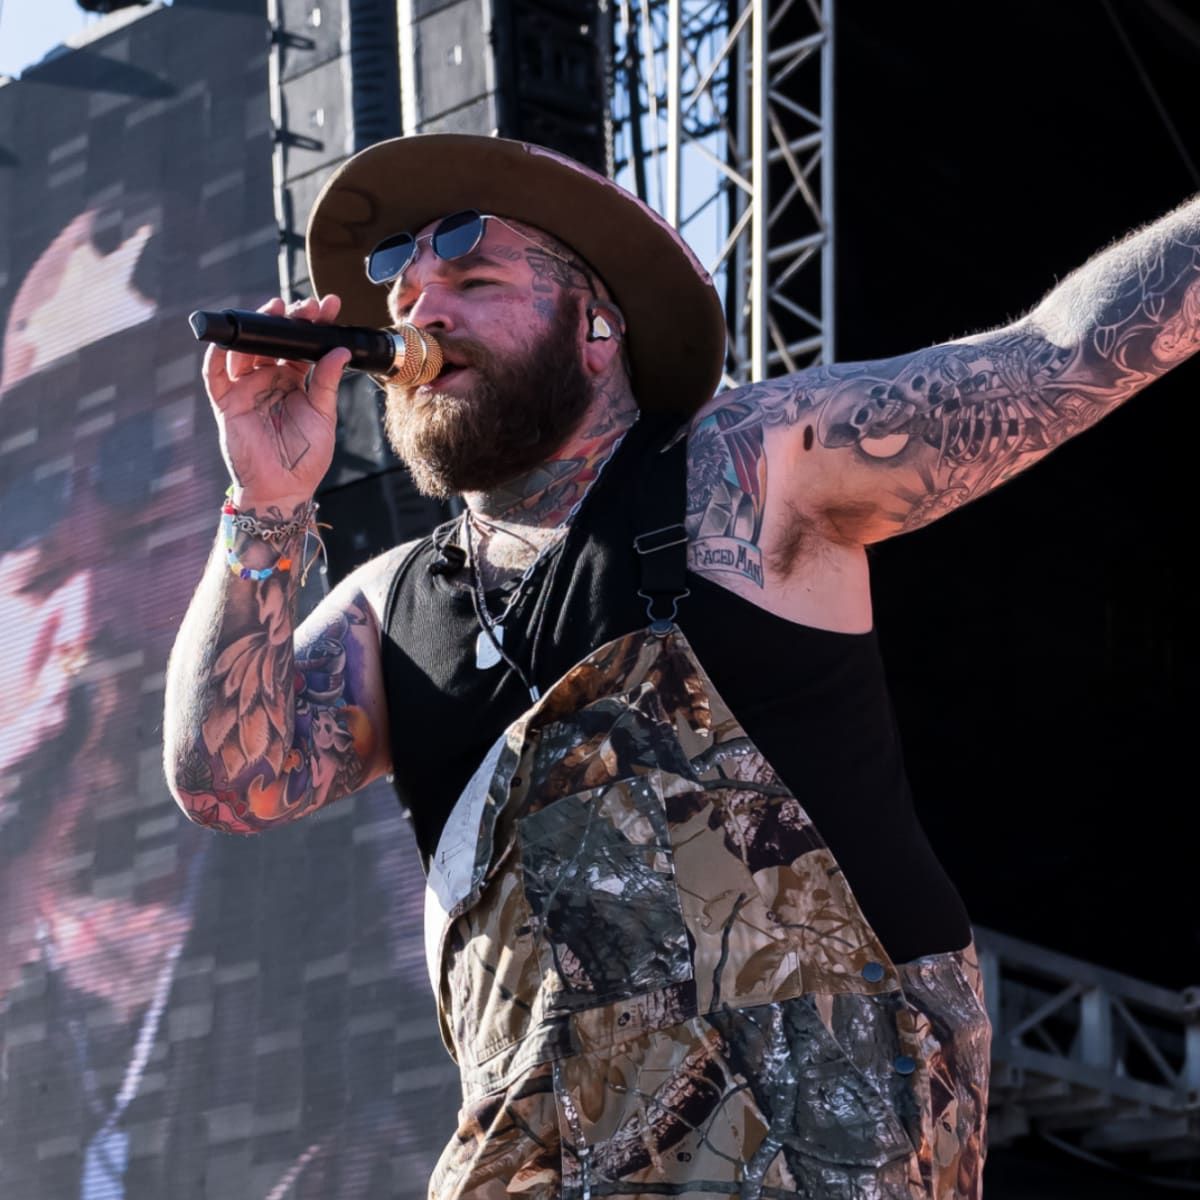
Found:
[221,488,325,583]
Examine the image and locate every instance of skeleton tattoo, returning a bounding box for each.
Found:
[687,201,1200,567]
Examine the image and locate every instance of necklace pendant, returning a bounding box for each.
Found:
[475,625,504,670]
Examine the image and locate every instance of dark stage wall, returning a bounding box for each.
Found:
[834,4,1195,1192]
[836,0,1193,988]
[0,4,456,1198]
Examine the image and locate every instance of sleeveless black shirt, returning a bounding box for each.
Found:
[380,415,971,964]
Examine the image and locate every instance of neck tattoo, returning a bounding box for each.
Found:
[466,417,637,697]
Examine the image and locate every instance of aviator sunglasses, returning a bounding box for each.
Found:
[364,209,584,286]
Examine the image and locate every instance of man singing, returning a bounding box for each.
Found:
[164,134,1197,1198]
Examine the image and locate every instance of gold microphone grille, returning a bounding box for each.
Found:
[391,323,443,386]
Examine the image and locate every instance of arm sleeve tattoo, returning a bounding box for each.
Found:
[165,518,379,834]
[705,195,1200,545]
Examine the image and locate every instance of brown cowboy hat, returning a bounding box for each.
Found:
[305,134,727,415]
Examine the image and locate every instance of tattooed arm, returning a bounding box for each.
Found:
[162,290,396,832]
[711,194,1200,547]
[163,534,400,833]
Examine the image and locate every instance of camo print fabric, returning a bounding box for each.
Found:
[423,626,990,1199]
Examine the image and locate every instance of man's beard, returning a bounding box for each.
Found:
[382,297,592,498]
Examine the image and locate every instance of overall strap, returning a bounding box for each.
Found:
[634,424,690,633]
[380,529,440,636]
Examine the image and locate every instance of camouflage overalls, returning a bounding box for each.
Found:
[423,624,991,1199]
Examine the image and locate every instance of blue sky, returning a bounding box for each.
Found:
[0,0,158,78]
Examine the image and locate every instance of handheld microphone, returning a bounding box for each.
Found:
[188,309,443,386]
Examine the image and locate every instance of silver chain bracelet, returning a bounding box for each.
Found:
[225,501,318,545]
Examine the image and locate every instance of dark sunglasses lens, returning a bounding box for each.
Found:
[431,211,484,261]
[367,233,416,283]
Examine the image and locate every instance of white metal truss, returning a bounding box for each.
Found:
[610,0,833,387]
[976,925,1200,1169]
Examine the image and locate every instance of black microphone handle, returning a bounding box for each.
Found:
[189,309,397,373]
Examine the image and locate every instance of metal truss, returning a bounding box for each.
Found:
[609,0,833,387]
[976,925,1200,1168]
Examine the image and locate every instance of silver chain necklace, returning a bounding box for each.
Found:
[465,418,636,697]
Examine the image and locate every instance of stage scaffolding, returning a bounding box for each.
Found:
[610,0,834,385]
[978,927,1200,1170]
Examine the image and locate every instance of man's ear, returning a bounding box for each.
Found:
[581,301,625,375]
[587,307,613,342]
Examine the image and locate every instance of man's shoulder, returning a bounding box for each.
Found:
[685,363,838,436]
[329,536,430,628]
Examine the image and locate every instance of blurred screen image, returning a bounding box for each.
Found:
[0,7,456,1198]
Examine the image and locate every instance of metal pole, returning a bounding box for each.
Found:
[619,0,649,198]
[820,0,834,363]
[266,0,292,299]
[666,0,682,226]
[749,0,767,380]
[397,0,419,133]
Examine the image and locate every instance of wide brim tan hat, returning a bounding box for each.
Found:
[306,134,726,416]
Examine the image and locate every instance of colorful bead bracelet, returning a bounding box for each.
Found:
[221,488,324,583]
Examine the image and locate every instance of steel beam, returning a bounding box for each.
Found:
[611,0,833,388]
[976,925,1199,1171]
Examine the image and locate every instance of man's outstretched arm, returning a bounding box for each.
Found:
[716,194,1200,545]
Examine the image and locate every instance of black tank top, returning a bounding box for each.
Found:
[381,414,971,964]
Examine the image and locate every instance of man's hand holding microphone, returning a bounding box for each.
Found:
[194,292,443,515]
[200,293,350,516]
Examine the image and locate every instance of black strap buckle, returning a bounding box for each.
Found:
[633,523,687,555]
[633,428,690,635]
[637,587,691,635]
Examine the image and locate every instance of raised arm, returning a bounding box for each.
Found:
[163,293,393,833]
[718,194,1200,546]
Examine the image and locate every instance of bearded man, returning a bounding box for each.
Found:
[164,134,1200,1199]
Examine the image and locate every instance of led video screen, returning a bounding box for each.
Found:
[0,5,456,1197]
